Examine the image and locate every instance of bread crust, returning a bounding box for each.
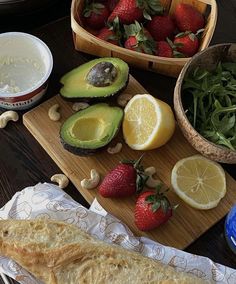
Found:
[0,219,210,283]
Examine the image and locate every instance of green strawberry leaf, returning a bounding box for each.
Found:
[107,34,117,40]
[173,51,186,58]
[137,0,164,19]
[175,32,187,38]
[136,173,149,193]
[160,197,170,214]
[155,183,163,194]
[93,3,105,9]
[166,37,175,48]
[174,43,184,48]
[196,28,205,37]
[83,2,105,17]
[83,10,92,17]
[152,200,161,212]
[142,40,155,55]
[149,0,164,13]
[143,10,152,20]
[145,194,156,203]
[189,33,196,41]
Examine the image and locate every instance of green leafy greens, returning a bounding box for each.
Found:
[183,62,236,151]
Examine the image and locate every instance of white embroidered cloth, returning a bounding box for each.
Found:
[0,183,235,283]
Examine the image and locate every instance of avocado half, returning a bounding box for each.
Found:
[60,58,129,101]
[60,103,123,156]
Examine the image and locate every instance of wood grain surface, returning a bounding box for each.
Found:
[23,76,236,249]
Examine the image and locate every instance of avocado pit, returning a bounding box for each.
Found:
[86,62,117,87]
[60,57,129,100]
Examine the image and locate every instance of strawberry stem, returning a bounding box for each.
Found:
[122,155,148,193]
[133,153,145,168]
[145,183,177,213]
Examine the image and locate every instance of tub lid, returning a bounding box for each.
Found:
[225,205,236,251]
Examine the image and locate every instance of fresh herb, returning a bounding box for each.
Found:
[183,62,236,151]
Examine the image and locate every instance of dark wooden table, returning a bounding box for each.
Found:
[1,0,236,283]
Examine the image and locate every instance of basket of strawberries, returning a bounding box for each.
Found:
[71,0,217,77]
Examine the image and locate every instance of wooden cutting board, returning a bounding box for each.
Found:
[23,75,236,249]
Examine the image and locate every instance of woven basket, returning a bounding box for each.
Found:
[71,0,217,77]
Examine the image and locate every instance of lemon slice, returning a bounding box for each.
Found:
[171,155,226,210]
[122,94,175,150]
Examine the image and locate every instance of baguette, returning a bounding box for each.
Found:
[0,219,209,283]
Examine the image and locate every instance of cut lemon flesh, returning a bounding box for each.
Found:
[171,155,226,210]
[122,94,175,150]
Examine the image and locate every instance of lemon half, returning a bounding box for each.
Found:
[122,94,175,150]
[171,155,226,210]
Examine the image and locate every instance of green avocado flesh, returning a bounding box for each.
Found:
[60,58,129,100]
[60,103,123,155]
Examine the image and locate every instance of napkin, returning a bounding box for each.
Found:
[0,183,235,284]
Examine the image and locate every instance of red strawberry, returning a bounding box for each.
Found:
[174,3,205,33]
[146,15,175,41]
[97,17,121,45]
[108,0,164,24]
[155,41,173,57]
[124,36,138,50]
[124,21,155,54]
[134,185,175,231]
[173,32,199,57]
[83,2,109,30]
[97,27,119,45]
[108,0,143,24]
[107,0,119,12]
[99,156,148,198]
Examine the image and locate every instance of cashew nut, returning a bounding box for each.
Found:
[48,104,61,121]
[72,102,90,112]
[81,169,100,189]
[117,93,134,107]
[144,166,161,188]
[107,142,123,154]
[0,111,19,128]
[51,174,69,189]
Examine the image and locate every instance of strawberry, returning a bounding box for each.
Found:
[174,3,205,33]
[107,0,119,12]
[155,41,173,57]
[125,36,138,50]
[173,32,199,57]
[108,0,164,24]
[134,184,176,231]
[97,27,119,45]
[83,1,110,30]
[108,0,143,24]
[146,15,175,41]
[124,21,155,54]
[97,17,121,45]
[99,156,148,198]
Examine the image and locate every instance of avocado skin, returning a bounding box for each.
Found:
[60,57,129,101]
[59,76,129,102]
[60,138,99,156]
[60,103,123,156]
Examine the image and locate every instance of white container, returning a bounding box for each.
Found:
[0,32,53,110]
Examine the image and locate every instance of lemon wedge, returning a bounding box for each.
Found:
[122,94,175,150]
[171,155,226,210]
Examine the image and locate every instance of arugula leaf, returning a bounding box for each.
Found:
[183,62,236,151]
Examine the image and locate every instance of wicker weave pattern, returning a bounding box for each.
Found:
[71,0,217,77]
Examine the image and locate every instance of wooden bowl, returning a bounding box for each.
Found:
[71,0,217,78]
[174,43,236,164]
